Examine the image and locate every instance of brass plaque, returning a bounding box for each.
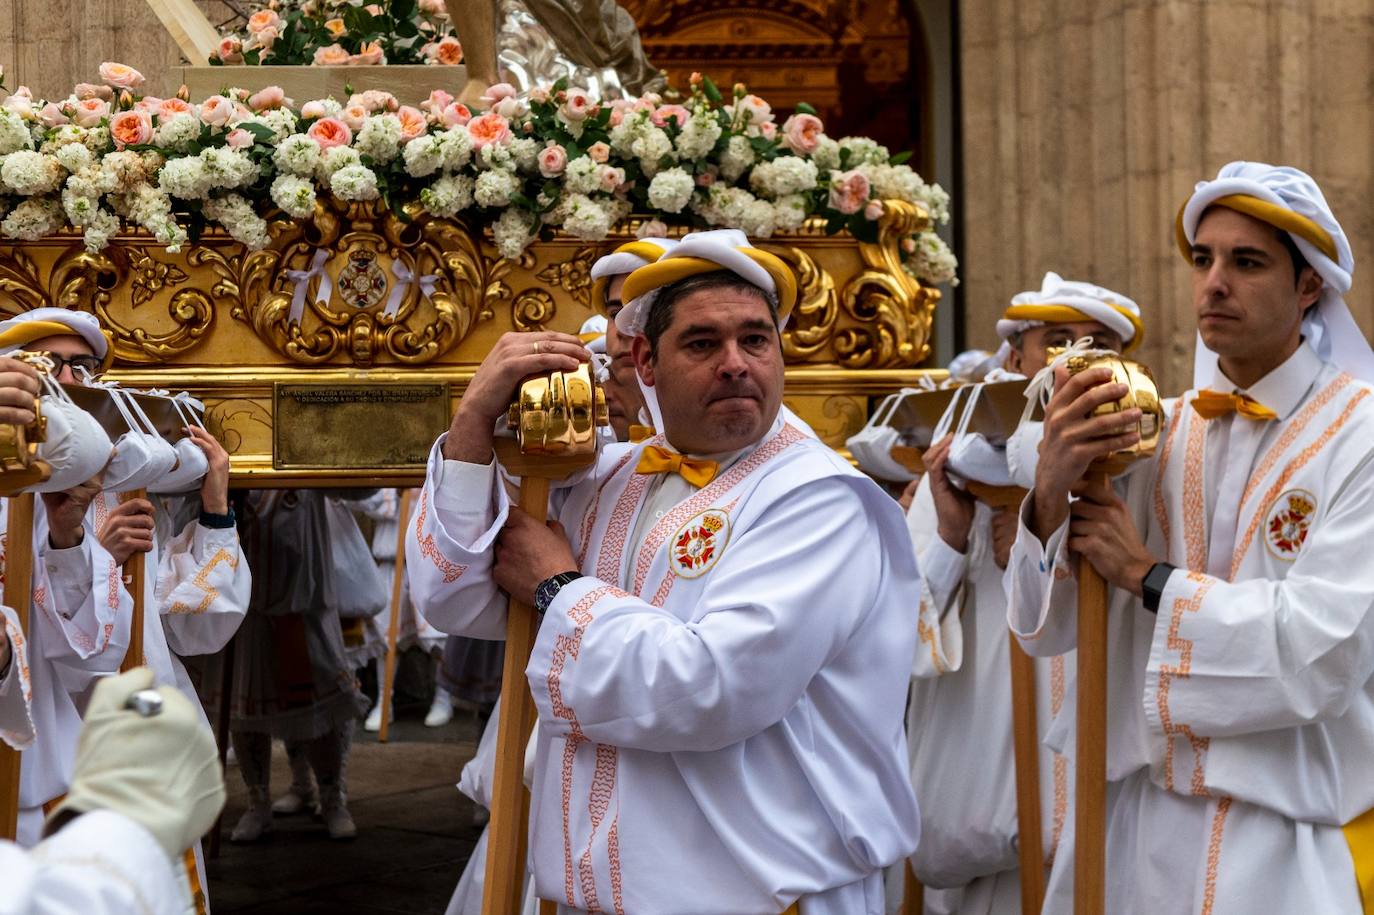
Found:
[273,383,451,470]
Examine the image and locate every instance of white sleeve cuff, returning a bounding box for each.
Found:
[433,451,499,520]
[921,534,968,605]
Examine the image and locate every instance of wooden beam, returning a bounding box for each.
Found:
[142,0,220,65]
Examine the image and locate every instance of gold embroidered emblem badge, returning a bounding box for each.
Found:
[1264,489,1316,560]
[670,509,730,578]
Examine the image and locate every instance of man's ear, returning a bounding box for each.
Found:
[1298,267,1324,315]
[631,335,656,387]
[1005,346,1024,376]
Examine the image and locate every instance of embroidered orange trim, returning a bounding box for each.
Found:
[1156,571,1216,794]
[1153,403,1186,554]
[1049,655,1067,860]
[168,548,238,615]
[1235,374,1350,515]
[575,448,640,570]
[1202,797,1233,915]
[595,468,651,587]
[1181,417,1209,572]
[916,616,945,674]
[607,817,624,913]
[1229,388,1370,579]
[578,743,620,913]
[412,491,467,584]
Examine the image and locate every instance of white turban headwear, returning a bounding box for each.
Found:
[995,272,1144,353]
[0,307,112,370]
[578,314,607,355]
[1177,161,1371,384]
[590,238,680,314]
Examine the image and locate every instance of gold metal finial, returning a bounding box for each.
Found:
[506,361,607,456]
[1064,352,1163,475]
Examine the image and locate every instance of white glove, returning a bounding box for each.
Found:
[48,667,225,860]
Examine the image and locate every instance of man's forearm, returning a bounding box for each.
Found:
[1029,487,1069,544]
[441,412,496,464]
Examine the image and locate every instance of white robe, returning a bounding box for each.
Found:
[1007,342,1374,914]
[0,500,131,847]
[409,416,921,915]
[0,810,185,915]
[903,477,1073,915]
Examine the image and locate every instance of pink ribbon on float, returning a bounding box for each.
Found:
[284,249,333,324]
[384,260,440,318]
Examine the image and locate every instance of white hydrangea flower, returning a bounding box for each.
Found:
[158,156,212,200]
[749,156,819,199]
[564,156,600,195]
[1,197,63,240]
[81,207,120,252]
[54,143,94,175]
[274,134,322,177]
[810,135,841,171]
[631,126,674,177]
[693,185,757,227]
[83,128,112,156]
[561,193,612,241]
[476,142,515,172]
[838,136,889,167]
[773,193,808,231]
[419,173,474,218]
[330,163,380,201]
[271,174,317,218]
[739,198,777,237]
[100,151,149,189]
[915,181,951,225]
[65,164,114,199]
[317,145,362,178]
[0,110,31,155]
[609,110,649,156]
[866,163,923,204]
[508,137,538,172]
[62,188,100,226]
[46,125,88,152]
[251,108,298,142]
[909,232,959,285]
[1,150,63,195]
[492,207,534,260]
[436,127,473,172]
[154,113,202,153]
[355,115,402,164]
[718,135,755,183]
[403,135,444,178]
[646,167,694,213]
[203,193,270,250]
[125,185,173,226]
[474,168,519,208]
[674,108,723,160]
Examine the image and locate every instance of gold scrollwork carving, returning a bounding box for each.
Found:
[769,245,838,360]
[0,247,48,316]
[535,246,599,309]
[512,289,556,332]
[203,398,273,452]
[836,199,940,369]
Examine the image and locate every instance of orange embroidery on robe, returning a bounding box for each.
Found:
[1156,571,1217,795]
[576,448,640,570]
[596,470,651,586]
[169,549,239,615]
[1236,373,1350,514]
[916,617,945,675]
[1202,797,1233,915]
[1181,416,1209,572]
[1049,655,1068,860]
[1264,490,1316,560]
[413,491,467,584]
[1153,403,1186,553]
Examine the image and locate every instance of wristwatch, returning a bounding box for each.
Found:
[534,571,582,615]
[1141,562,1176,614]
[199,507,236,529]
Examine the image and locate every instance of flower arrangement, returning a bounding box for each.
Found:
[210,0,463,67]
[0,64,958,286]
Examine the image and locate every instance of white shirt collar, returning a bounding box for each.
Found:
[1206,340,1323,421]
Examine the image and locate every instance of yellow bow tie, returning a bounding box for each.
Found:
[628,423,656,443]
[1191,389,1278,421]
[635,445,720,488]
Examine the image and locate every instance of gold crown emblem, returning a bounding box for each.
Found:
[1287,494,1314,515]
[701,515,724,534]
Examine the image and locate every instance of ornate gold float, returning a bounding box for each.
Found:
[0,198,939,484]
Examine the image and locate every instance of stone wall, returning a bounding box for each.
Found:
[958,0,1374,393]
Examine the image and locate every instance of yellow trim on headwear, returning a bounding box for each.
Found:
[578,331,604,344]
[620,249,798,322]
[0,320,115,370]
[1002,303,1144,352]
[591,240,678,313]
[1342,805,1374,915]
[1175,193,1339,264]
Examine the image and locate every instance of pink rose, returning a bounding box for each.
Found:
[728,93,773,128]
[300,100,331,120]
[199,95,236,128]
[324,17,346,38]
[652,104,690,129]
[248,86,286,111]
[225,128,254,149]
[828,169,871,215]
[134,96,161,114]
[307,117,353,150]
[247,9,280,33]
[364,3,383,13]
[349,41,386,66]
[252,27,279,51]
[98,62,145,89]
[158,97,194,120]
[70,97,111,128]
[351,90,398,112]
[38,102,68,127]
[641,92,663,107]
[636,218,669,239]
[900,237,917,255]
[695,172,715,187]
[780,113,823,155]
[425,36,463,65]
[439,101,472,127]
[339,103,369,131]
[864,199,884,221]
[397,106,427,142]
[598,165,625,192]
[109,109,154,149]
[560,87,592,122]
[587,141,610,164]
[217,37,244,64]
[759,121,777,140]
[418,0,447,12]
[2,93,34,119]
[528,85,551,104]
[537,144,568,178]
[466,111,512,149]
[420,89,453,116]
[481,82,517,105]
[313,43,350,66]
[75,82,113,101]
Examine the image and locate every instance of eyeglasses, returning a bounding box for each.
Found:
[37,353,103,378]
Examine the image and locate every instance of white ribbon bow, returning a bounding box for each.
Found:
[385,260,440,318]
[1018,336,1116,425]
[285,249,334,325]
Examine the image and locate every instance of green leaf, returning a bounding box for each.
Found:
[244,48,261,66]
[824,213,846,235]
[702,75,722,104]
[848,213,879,243]
[795,102,817,116]
[241,123,277,143]
[838,147,851,168]
[889,150,913,166]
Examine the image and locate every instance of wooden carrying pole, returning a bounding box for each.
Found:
[1009,639,1046,915]
[119,489,148,673]
[901,861,924,915]
[1074,471,1110,915]
[377,490,414,744]
[0,493,36,841]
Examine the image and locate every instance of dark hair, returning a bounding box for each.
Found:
[1276,229,1312,287]
[643,270,781,355]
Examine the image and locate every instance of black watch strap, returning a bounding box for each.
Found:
[1141,562,1176,614]
[535,570,583,615]
[199,507,236,529]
